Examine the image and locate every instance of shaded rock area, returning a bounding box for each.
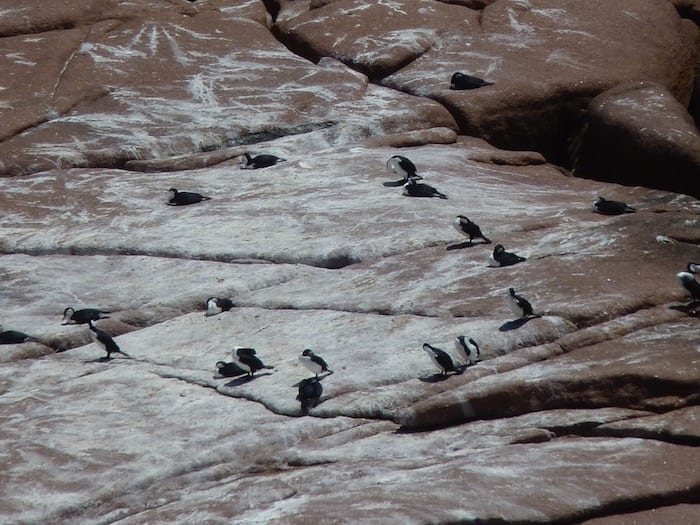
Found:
[1,1,699,524]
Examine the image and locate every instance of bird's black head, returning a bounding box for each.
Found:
[509,287,516,296]
[494,244,505,255]
[302,349,313,356]
[168,188,177,194]
[451,72,464,83]
[63,307,74,316]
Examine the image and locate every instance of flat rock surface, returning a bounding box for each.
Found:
[1,1,699,523]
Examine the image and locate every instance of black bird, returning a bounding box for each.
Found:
[206,297,234,317]
[297,377,323,413]
[299,349,332,377]
[88,320,129,359]
[167,188,211,206]
[507,288,535,318]
[488,244,526,267]
[62,307,110,325]
[455,336,480,366]
[403,179,447,199]
[677,263,700,302]
[240,152,286,169]
[0,326,36,345]
[387,155,422,182]
[453,215,491,244]
[423,343,457,376]
[216,360,247,378]
[450,72,494,90]
[231,347,274,377]
[592,196,636,215]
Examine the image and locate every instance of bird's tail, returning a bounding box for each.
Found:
[201,196,212,201]
[481,235,492,244]
[436,191,448,199]
[625,205,636,213]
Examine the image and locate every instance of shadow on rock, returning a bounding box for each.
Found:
[446,241,480,251]
[382,179,406,187]
[419,371,462,383]
[225,372,272,387]
[499,316,539,332]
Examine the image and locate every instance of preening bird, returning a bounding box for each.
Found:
[299,349,332,377]
[215,360,247,377]
[677,263,700,302]
[297,377,323,413]
[423,343,457,376]
[507,287,535,318]
[386,155,422,182]
[0,326,36,345]
[231,346,274,377]
[453,215,491,244]
[592,197,636,215]
[206,297,234,317]
[455,336,480,366]
[488,244,526,267]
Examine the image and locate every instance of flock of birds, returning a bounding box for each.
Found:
[2,146,699,411]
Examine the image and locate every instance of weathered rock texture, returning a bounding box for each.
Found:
[1,1,699,524]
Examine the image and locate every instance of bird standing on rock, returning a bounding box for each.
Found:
[677,263,700,302]
[592,196,636,215]
[450,72,494,90]
[231,347,274,377]
[88,320,128,360]
[423,343,457,376]
[167,188,211,206]
[453,215,491,244]
[299,349,332,377]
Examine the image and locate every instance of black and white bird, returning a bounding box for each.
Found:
[423,343,457,376]
[205,297,234,317]
[386,155,422,182]
[403,179,447,199]
[216,360,247,378]
[450,72,494,90]
[488,244,526,267]
[299,349,332,377]
[0,326,36,345]
[677,262,700,302]
[62,307,110,325]
[453,215,491,244]
[507,288,535,318]
[455,336,480,366]
[297,377,323,413]
[592,197,636,215]
[240,152,286,169]
[231,346,274,377]
[88,320,128,360]
[167,188,211,206]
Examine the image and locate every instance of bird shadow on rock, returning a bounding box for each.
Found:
[669,301,700,317]
[291,372,333,388]
[446,241,479,251]
[84,356,114,363]
[225,372,272,387]
[419,370,463,383]
[499,316,540,332]
[382,179,406,187]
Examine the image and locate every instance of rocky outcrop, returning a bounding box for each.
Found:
[573,81,700,198]
[1,1,699,523]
